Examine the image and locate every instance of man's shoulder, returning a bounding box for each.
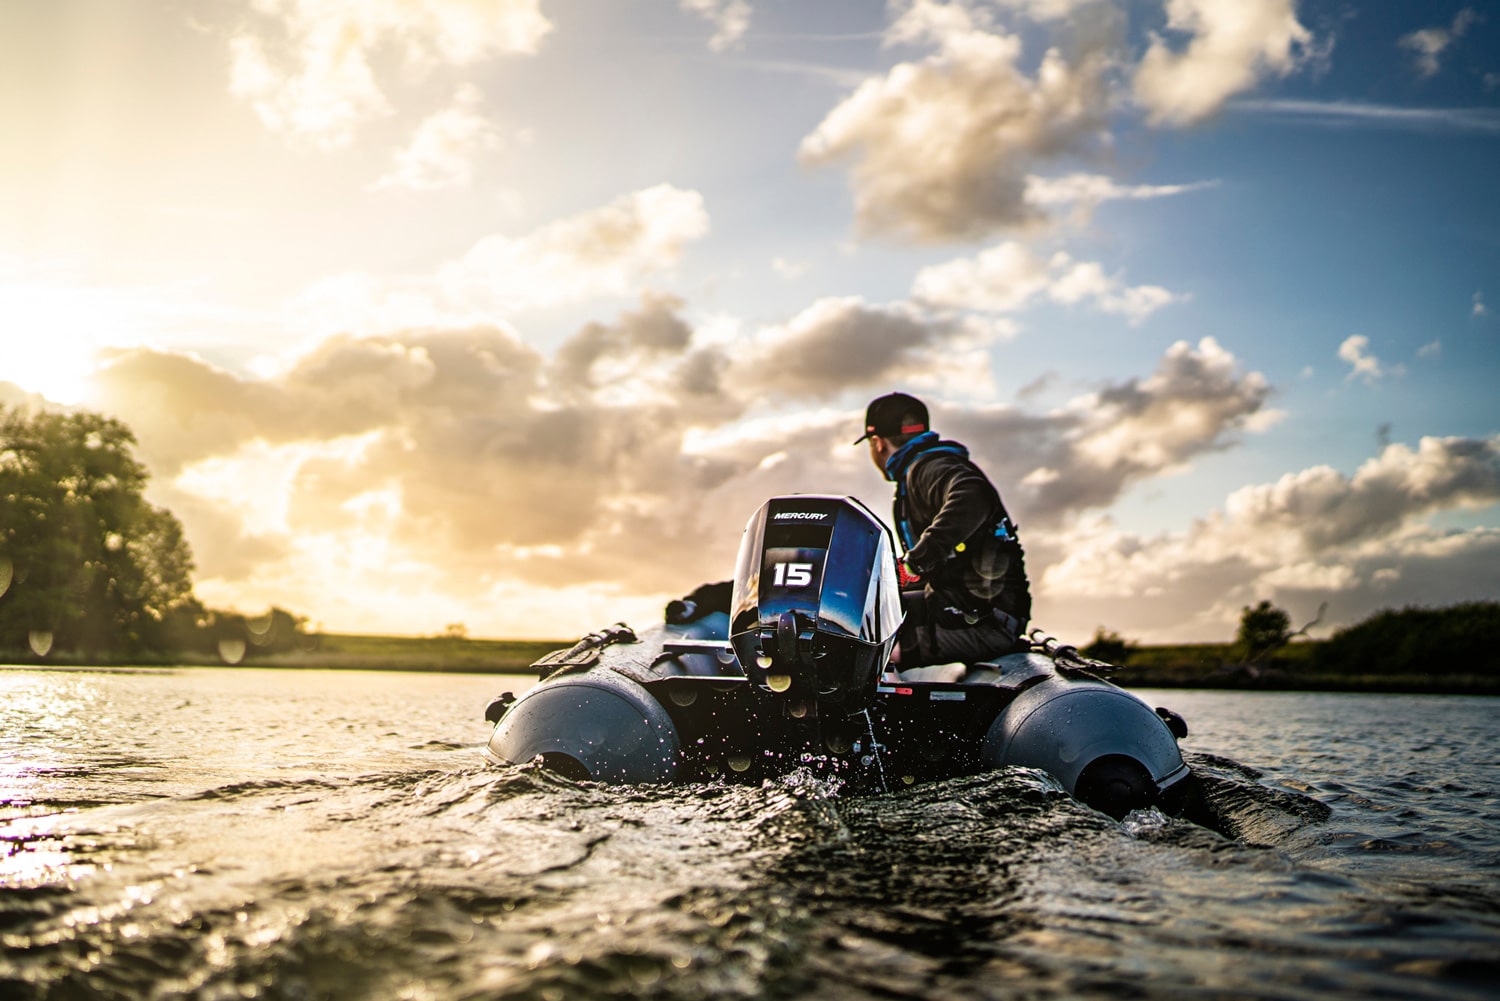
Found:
[908,442,993,487]
[909,441,976,473]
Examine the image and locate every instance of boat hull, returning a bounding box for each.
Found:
[486,618,1189,817]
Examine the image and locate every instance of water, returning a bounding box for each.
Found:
[2,668,1497,1000]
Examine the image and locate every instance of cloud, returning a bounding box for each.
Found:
[889,339,1277,533]
[912,241,1186,325]
[1399,8,1480,79]
[912,242,1055,313]
[229,0,551,148]
[1418,339,1442,359]
[1231,99,1500,135]
[988,0,1113,21]
[680,0,752,52]
[87,294,1484,646]
[1133,0,1316,126]
[84,302,1290,638]
[1338,334,1382,383]
[798,0,1111,241]
[1047,259,1185,324]
[1037,435,1500,641]
[90,322,745,603]
[372,85,500,191]
[1003,337,1275,518]
[1476,291,1489,318]
[772,257,809,280]
[551,292,694,391]
[439,185,710,312]
[725,297,990,399]
[287,185,711,336]
[1024,173,1219,207]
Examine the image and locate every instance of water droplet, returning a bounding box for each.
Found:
[218,638,246,665]
[0,556,11,599]
[767,673,792,692]
[669,685,698,707]
[755,654,773,670]
[727,754,751,772]
[629,960,661,986]
[28,631,53,657]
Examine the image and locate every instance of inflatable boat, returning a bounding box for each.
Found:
[484,495,1191,818]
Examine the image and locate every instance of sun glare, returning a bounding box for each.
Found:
[0,281,121,405]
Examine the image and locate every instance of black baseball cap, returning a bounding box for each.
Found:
[853,392,929,444]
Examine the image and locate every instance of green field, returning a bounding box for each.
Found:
[1100,640,1500,694]
[251,633,570,673]
[1,632,570,674]
[7,627,1498,694]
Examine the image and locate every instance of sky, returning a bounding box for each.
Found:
[1,0,1497,644]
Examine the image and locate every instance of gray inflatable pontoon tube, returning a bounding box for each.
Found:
[485,670,680,783]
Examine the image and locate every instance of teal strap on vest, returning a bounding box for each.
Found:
[887,434,970,552]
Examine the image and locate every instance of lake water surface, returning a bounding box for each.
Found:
[2,667,1497,1000]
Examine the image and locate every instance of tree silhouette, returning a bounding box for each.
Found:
[1237,600,1292,660]
[0,407,195,655]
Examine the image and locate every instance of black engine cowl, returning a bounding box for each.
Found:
[729,495,903,715]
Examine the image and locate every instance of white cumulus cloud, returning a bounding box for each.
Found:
[372,85,500,191]
[912,241,1185,325]
[799,0,1111,241]
[680,0,752,52]
[1399,8,1479,79]
[1338,334,1383,383]
[1134,0,1316,126]
[229,0,551,148]
[1037,434,1500,641]
[1024,173,1219,207]
[286,185,711,336]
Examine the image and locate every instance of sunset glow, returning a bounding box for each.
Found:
[2,1,1496,642]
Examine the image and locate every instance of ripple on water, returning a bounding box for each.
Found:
[2,679,1498,1001]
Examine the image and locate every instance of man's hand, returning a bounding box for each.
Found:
[898,553,923,586]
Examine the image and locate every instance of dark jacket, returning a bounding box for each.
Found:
[886,433,1030,622]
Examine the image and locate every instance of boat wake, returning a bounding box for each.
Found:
[11,745,1489,1001]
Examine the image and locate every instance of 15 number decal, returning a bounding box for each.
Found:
[772,562,814,587]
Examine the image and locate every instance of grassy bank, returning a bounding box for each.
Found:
[251,633,569,673]
[8,633,1498,693]
[1,633,569,674]
[1103,641,1500,695]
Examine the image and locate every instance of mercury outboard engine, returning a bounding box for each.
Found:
[729,496,903,719]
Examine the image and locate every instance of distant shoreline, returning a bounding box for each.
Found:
[3,632,1495,694]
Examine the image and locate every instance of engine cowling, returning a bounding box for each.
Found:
[728,495,903,715]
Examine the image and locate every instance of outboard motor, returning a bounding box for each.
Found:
[729,496,903,718]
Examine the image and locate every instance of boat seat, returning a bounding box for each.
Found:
[885,662,970,685]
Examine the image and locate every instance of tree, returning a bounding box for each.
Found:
[0,407,195,655]
[1080,627,1133,665]
[1315,602,1500,676]
[1237,600,1291,660]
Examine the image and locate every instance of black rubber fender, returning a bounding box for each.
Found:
[484,670,680,783]
[981,678,1188,810]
